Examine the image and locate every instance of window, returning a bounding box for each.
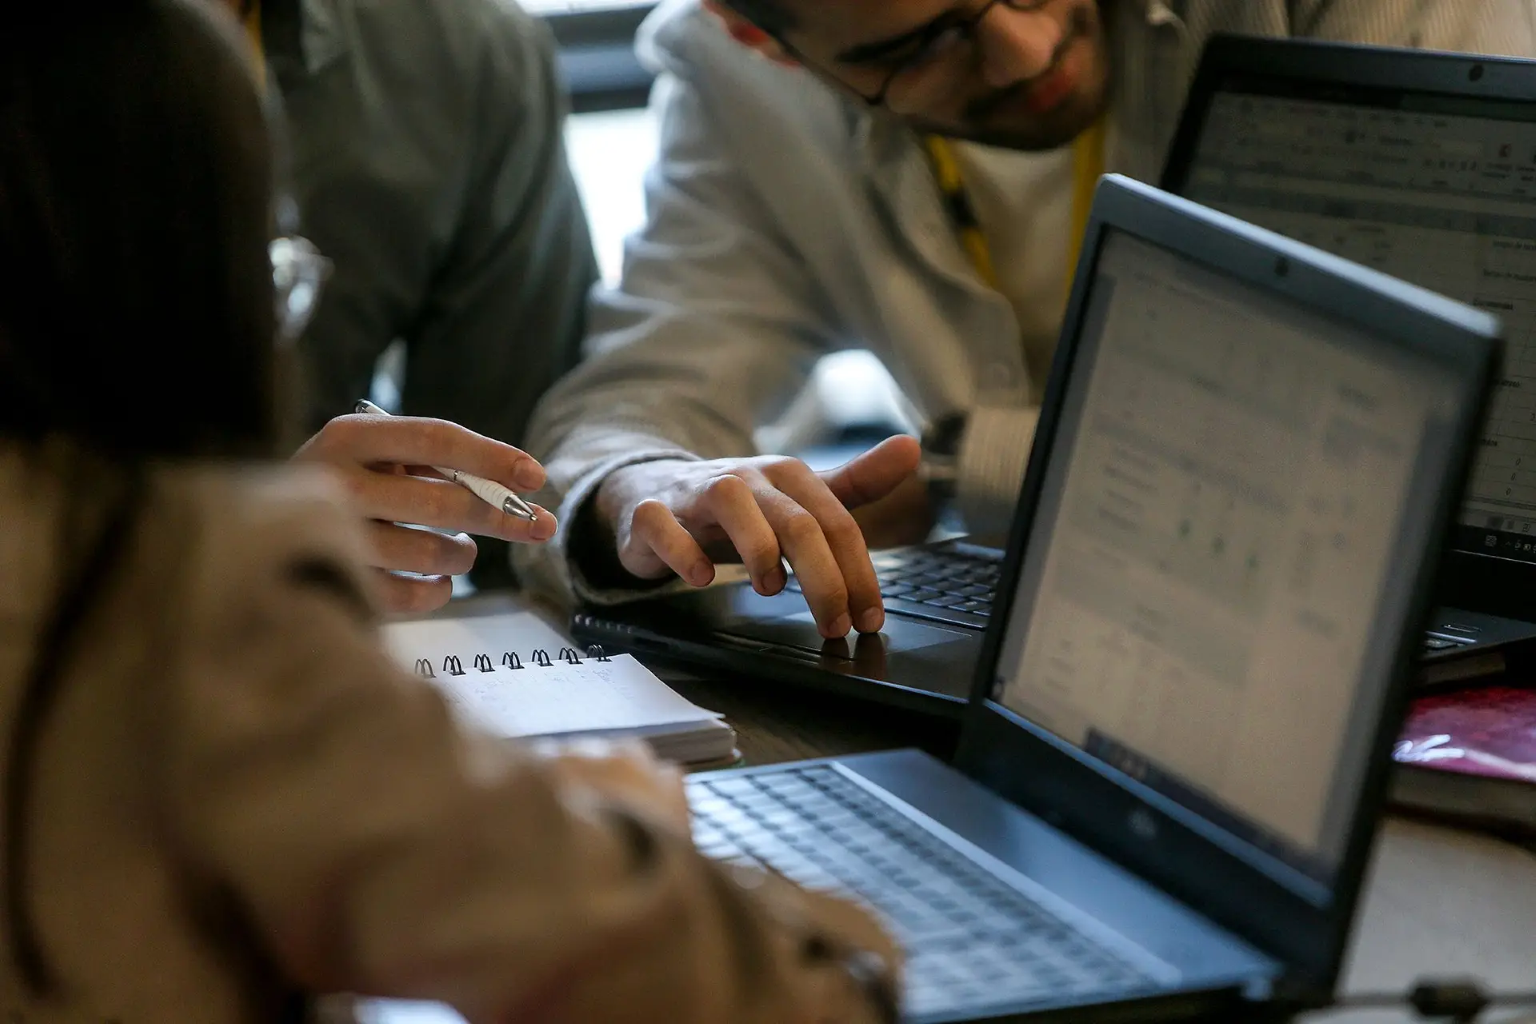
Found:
[531,0,658,112]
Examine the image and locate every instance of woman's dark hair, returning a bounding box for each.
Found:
[0,0,276,996]
[0,2,276,454]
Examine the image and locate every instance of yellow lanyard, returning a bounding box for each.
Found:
[923,117,1107,295]
[244,0,267,93]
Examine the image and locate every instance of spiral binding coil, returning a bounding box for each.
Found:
[413,645,611,678]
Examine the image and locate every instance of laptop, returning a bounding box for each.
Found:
[1159,33,1536,678]
[684,175,1501,1023]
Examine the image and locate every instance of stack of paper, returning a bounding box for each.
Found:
[384,606,737,765]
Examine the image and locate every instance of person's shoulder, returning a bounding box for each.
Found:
[308,0,556,117]
[436,0,558,62]
[338,0,554,68]
[639,0,852,130]
[162,463,380,617]
[641,0,712,53]
[641,0,751,76]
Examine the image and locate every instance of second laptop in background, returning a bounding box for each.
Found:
[1162,33,1536,681]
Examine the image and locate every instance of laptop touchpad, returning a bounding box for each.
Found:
[738,611,970,659]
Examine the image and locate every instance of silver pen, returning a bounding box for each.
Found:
[353,399,538,522]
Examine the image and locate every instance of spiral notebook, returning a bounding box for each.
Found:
[384,607,737,765]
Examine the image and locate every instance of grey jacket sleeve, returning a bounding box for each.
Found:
[517,36,843,605]
[1288,0,1536,52]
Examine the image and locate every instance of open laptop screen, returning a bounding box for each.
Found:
[991,230,1460,892]
[1175,81,1536,564]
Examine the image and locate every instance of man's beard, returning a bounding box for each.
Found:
[920,2,1110,152]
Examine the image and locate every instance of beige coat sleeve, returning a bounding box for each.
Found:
[149,470,899,1024]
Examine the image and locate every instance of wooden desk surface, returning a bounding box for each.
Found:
[666,671,958,767]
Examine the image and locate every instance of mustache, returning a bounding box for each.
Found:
[965,3,1094,121]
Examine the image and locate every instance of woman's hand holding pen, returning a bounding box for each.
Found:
[295,411,557,614]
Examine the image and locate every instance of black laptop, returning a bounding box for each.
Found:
[684,175,1500,1023]
[1160,33,1536,677]
[573,35,1536,714]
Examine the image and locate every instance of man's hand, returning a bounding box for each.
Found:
[296,414,557,615]
[593,435,923,640]
[848,470,936,552]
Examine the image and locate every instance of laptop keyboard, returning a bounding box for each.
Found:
[801,546,1471,655]
[787,546,1002,620]
[688,765,1155,1016]
[871,548,1001,618]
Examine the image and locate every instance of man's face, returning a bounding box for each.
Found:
[764,0,1109,150]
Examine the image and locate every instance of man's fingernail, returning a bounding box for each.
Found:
[514,461,545,490]
[829,614,852,638]
[530,516,556,541]
[858,608,884,634]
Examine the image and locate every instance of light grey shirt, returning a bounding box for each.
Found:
[266,0,598,445]
[517,0,1536,604]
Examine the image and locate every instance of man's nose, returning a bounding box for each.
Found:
[977,3,1063,90]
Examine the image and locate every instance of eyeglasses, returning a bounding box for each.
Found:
[843,0,1055,112]
[270,234,331,344]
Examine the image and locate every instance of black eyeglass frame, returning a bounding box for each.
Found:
[767,0,1055,110]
